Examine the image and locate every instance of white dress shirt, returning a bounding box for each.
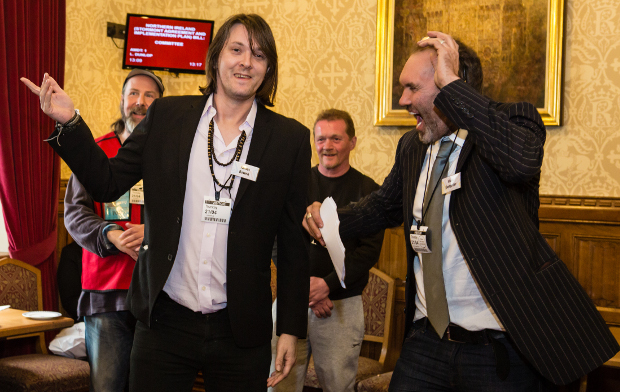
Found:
[163,94,256,313]
[411,130,504,331]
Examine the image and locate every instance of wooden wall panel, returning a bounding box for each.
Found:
[539,195,620,327]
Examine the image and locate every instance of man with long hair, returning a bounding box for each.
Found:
[23,13,309,392]
[64,69,163,392]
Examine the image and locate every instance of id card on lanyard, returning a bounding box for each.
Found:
[410,225,431,253]
[104,191,130,221]
[202,196,232,225]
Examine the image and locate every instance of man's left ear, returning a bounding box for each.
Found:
[350,136,357,149]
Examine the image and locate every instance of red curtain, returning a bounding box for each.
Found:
[0,0,65,353]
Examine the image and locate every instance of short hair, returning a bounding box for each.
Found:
[411,39,483,94]
[199,14,278,107]
[313,109,355,139]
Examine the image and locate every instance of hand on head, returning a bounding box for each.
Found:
[20,73,75,124]
[302,202,325,246]
[417,31,461,89]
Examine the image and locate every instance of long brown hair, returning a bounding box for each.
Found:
[199,14,278,107]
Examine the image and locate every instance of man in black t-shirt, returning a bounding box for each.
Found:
[272,109,384,392]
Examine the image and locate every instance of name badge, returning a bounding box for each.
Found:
[410,225,431,253]
[442,172,461,194]
[130,180,144,205]
[104,191,130,221]
[231,161,259,182]
[202,196,232,225]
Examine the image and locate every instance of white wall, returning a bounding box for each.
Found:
[0,201,10,253]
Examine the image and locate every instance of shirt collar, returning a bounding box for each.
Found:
[202,94,257,139]
[437,129,467,148]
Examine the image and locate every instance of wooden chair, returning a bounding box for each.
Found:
[356,371,393,392]
[0,257,46,354]
[304,267,396,390]
[0,258,90,392]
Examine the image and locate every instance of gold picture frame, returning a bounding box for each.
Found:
[374,0,564,127]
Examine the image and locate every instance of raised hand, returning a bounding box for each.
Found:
[20,73,75,124]
[417,31,461,89]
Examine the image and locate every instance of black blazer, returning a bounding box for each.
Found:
[339,80,619,384]
[50,95,311,348]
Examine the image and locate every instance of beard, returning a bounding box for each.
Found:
[124,117,138,133]
[123,105,147,134]
[415,108,453,144]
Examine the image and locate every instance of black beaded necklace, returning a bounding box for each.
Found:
[207,118,247,200]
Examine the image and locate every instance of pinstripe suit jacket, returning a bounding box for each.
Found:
[340,80,618,384]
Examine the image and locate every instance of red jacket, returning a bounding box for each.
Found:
[81,132,141,291]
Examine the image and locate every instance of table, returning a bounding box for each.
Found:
[0,308,74,339]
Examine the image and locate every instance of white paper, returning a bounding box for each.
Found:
[49,322,87,359]
[319,197,346,288]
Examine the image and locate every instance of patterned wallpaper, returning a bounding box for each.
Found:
[541,0,620,196]
[63,0,620,198]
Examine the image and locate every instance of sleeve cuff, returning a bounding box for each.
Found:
[324,272,341,294]
[102,224,123,252]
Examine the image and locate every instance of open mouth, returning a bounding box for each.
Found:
[234,73,251,79]
[410,111,424,130]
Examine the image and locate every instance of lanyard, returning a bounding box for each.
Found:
[207,118,247,200]
[417,130,460,229]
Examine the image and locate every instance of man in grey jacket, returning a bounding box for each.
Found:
[64,69,164,392]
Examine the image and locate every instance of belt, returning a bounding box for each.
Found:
[445,323,505,344]
[412,317,510,380]
[412,317,504,344]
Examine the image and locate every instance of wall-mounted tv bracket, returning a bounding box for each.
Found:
[107,22,125,48]
[107,22,126,39]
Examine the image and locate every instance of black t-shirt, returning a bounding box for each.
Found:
[308,165,384,300]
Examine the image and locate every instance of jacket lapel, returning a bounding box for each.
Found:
[404,136,427,229]
[233,104,273,207]
[455,137,473,173]
[178,96,208,194]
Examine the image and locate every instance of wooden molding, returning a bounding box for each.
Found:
[539,194,620,224]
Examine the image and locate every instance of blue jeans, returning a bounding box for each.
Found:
[389,321,556,392]
[85,311,136,392]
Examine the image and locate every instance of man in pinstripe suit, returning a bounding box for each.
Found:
[304,31,619,391]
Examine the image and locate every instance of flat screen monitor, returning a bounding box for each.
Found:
[122,14,214,74]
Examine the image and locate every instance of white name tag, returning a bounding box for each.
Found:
[231,161,259,182]
[442,172,461,194]
[410,225,431,253]
[202,196,232,225]
[130,180,144,205]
